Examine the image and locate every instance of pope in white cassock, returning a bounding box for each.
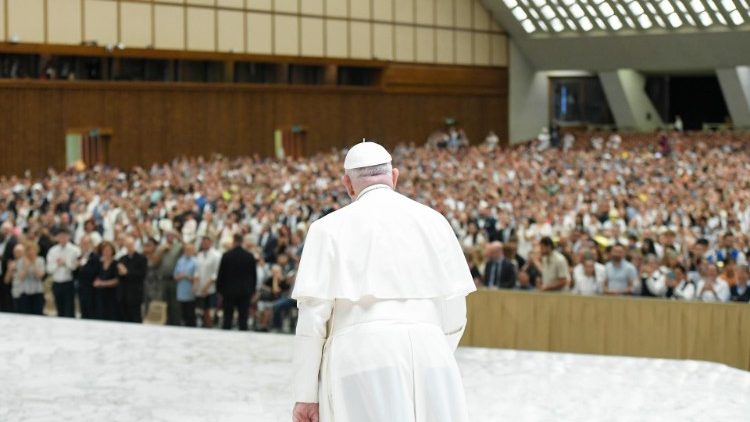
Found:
[291,141,476,422]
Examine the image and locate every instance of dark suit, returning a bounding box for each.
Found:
[117,253,148,323]
[476,217,500,242]
[730,284,750,302]
[76,252,101,319]
[217,246,257,330]
[260,233,278,263]
[0,235,18,312]
[484,258,517,289]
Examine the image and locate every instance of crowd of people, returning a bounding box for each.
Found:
[1,129,749,329]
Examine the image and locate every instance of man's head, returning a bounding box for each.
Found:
[233,233,244,248]
[737,265,749,285]
[56,228,70,246]
[183,243,196,257]
[341,142,399,199]
[79,235,92,252]
[200,236,213,252]
[1,221,14,237]
[609,243,626,263]
[539,237,554,256]
[484,241,503,261]
[582,257,595,276]
[143,238,157,255]
[124,236,136,255]
[722,232,735,249]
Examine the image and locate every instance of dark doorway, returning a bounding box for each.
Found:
[646,75,729,131]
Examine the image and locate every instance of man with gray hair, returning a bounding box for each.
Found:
[292,141,475,422]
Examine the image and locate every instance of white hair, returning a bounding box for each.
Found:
[345,163,392,180]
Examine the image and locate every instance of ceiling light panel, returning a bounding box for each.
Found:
[500,0,750,35]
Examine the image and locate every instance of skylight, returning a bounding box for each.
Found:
[501,0,750,34]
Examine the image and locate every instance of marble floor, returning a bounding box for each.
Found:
[1,314,749,422]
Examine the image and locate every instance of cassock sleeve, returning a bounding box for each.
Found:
[441,294,467,352]
[293,297,333,403]
[291,221,335,300]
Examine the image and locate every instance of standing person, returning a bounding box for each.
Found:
[0,221,19,312]
[538,237,570,292]
[46,228,80,317]
[6,242,46,315]
[730,264,750,302]
[696,264,730,302]
[571,254,606,295]
[672,264,696,301]
[173,243,198,327]
[142,238,163,315]
[76,235,101,319]
[194,236,221,328]
[604,244,639,296]
[117,237,147,323]
[157,230,182,325]
[216,234,257,331]
[291,142,475,422]
[93,241,119,321]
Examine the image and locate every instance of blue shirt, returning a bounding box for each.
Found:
[605,260,638,292]
[174,256,197,302]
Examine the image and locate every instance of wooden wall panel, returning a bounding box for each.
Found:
[0,77,507,177]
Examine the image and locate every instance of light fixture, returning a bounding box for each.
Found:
[721,0,737,11]
[521,19,536,32]
[512,6,528,20]
[580,16,594,30]
[690,0,706,12]
[698,10,713,25]
[668,13,683,26]
[638,14,654,28]
[503,0,519,9]
[608,15,623,29]
[729,9,744,23]
[551,18,565,31]
[570,4,585,18]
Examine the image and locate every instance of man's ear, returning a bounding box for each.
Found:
[342,174,355,198]
[392,168,400,189]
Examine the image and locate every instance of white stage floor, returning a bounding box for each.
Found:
[1,314,749,422]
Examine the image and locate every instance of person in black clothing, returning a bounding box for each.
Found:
[730,265,750,302]
[483,242,516,289]
[75,235,101,319]
[0,221,18,312]
[217,233,257,331]
[94,241,119,321]
[117,236,148,323]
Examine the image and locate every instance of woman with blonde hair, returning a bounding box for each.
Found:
[5,241,46,315]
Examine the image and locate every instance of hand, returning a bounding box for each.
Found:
[57,257,64,266]
[93,279,102,288]
[292,403,319,422]
[117,263,128,275]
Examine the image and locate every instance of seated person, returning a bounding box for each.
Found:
[255,264,291,331]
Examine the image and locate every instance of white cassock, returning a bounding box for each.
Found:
[292,183,476,422]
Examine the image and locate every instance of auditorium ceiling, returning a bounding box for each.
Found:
[500,0,749,35]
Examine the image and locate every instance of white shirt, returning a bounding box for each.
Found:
[194,248,221,296]
[643,270,668,297]
[182,219,197,245]
[46,243,81,283]
[696,278,731,302]
[673,280,696,301]
[571,263,606,295]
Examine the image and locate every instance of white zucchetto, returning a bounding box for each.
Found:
[344,141,392,170]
